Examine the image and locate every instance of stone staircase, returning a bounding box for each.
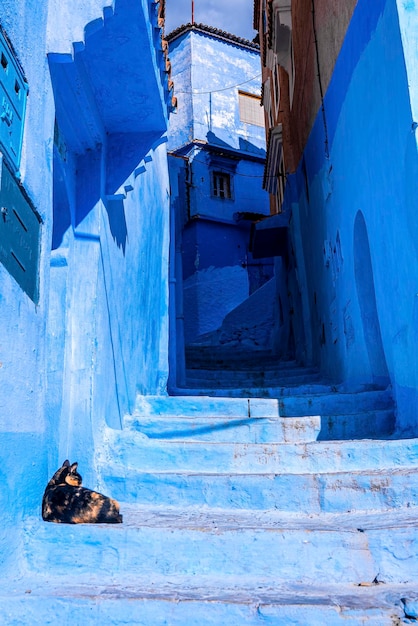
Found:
[183,345,396,441]
[3,347,418,624]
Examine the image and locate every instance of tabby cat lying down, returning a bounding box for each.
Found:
[42,460,122,524]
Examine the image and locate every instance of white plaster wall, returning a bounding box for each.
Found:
[0,0,171,576]
[190,32,265,151]
[396,0,418,144]
[46,0,114,54]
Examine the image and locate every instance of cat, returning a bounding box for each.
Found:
[42,459,123,524]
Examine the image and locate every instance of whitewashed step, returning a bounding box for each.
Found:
[317,408,395,440]
[178,386,392,407]
[126,412,321,443]
[185,366,320,383]
[22,506,418,584]
[101,465,418,514]
[102,429,418,475]
[278,387,394,415]
[173,390,396,438]
[135,395,281,418]
[2,578,416,625]
[185,363,316,377]
[185,346,275,361]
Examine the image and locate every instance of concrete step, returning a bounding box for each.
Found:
[185,371,323,389]
[278,387,394,416]
[134,395,280,418]
[177,384,392,402]
[185,346,276,360]
[21,506,418,585]
[175,387,394,418]
[186,353,298,372]
[101,466,418,514]
[317,408,395,440]
[126,413,321,443]
[178,383,337,397]
[185,365,319,382]
[2,578,416,625]
[103,429,418,475]
[127,406,394,443]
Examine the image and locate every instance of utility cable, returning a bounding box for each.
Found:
[175,73,262,95]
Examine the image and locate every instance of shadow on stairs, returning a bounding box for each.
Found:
[173,344,397,442]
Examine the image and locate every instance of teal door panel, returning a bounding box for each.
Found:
[0,29,28,172]
[0,158,42,302]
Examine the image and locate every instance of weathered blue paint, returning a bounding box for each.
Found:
[2,2,418,622]
[0,0,171,579]
[167,25,270,350]
[285,0,418,434]
[0,26,29,174]
[167,27,266,154]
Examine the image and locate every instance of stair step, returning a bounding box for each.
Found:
[2,579,415,625]
[127,408,394,443]
[184,372,322,389]
[317,408,395,440]
[186,352,302,372]
[22,506,418,584]
[177,384,391,400]
[134,395,280,418]
[178,384,337,397]
[101,466,418,514]
[103,429,418,475]
[185,366,319,381]
[185,346,276,359]
[126,413,321,443]
[279,388,394,416]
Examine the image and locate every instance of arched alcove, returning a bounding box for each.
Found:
[353,210,389,387]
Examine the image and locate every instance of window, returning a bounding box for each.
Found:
[238,91,264,127]
[212,171,232,199]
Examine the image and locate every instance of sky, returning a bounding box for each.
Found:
[165,0,256,41]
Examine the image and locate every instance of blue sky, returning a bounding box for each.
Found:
[165,0,256,41]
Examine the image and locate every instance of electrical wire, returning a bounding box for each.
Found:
[175,73,262,95]
[175,154,266,178]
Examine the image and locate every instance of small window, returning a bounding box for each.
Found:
[238,91,264,127]
[212,171,232,199]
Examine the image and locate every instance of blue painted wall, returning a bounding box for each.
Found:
[286,0,418,433]
[167,28,266,154]
[0,0,171,575]
[168,27,271,346]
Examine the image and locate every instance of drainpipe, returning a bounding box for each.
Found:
[168,156,187,391]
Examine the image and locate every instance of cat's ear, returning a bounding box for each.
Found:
[70,462,78,472]
[62,460,70,468]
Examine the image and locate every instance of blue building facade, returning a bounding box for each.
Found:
[167,25,271,354]
[255,0,418,435]
[1,2,418,620]
[0,0,172,571]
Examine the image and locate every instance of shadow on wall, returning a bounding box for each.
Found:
[206,131,266,158]
[353,210,389,387]
[49,0,168,253]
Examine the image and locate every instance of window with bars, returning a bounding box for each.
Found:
[212,171,232,199]
[238,91,264,127]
